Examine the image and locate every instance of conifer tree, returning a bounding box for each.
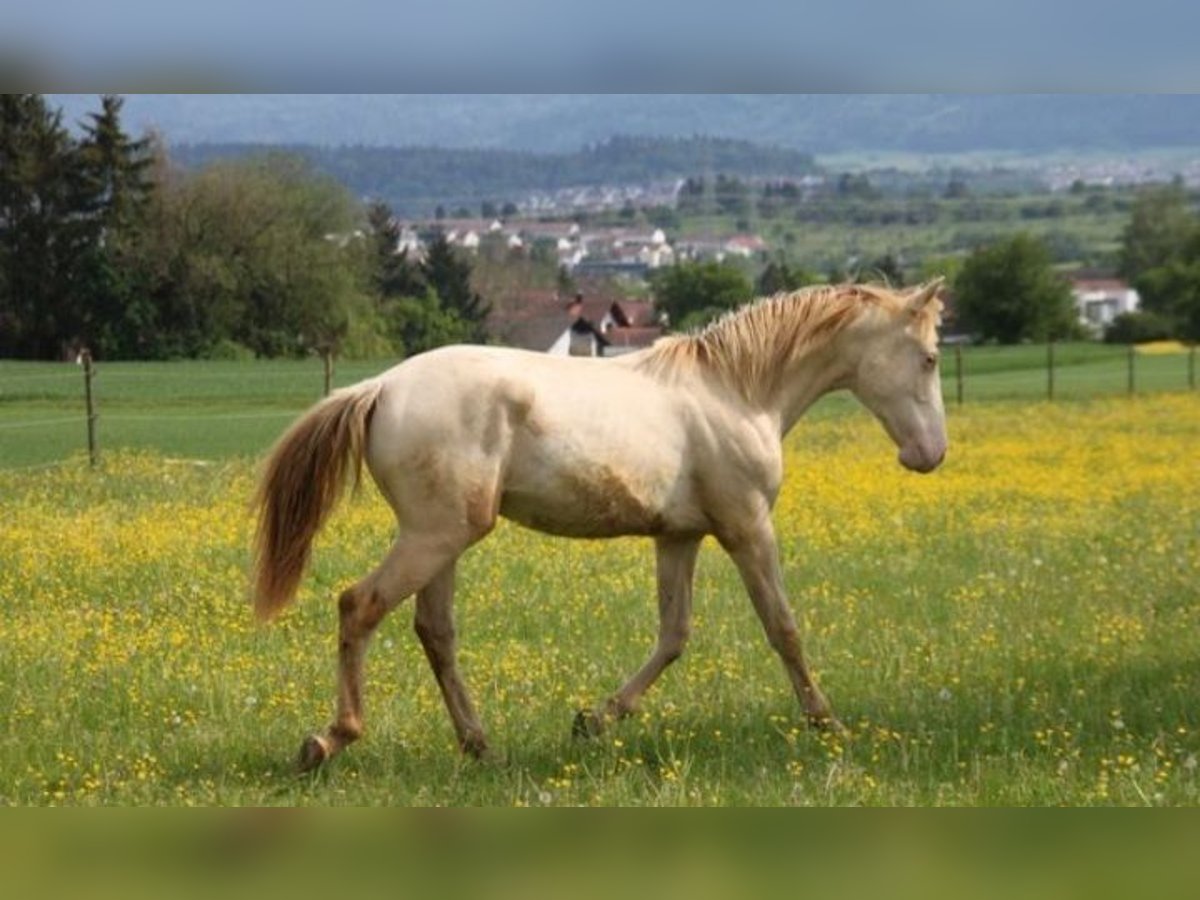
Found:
[0,94,97,357]
[420,231,491,342]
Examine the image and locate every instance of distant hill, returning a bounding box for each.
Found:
[170,136,820,215]
[50,94,1200,154]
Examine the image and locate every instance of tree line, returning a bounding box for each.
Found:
[0,95,489,361]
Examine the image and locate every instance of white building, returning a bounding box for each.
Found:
[1070,277,1140,334]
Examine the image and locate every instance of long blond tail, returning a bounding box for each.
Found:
[252,379,385,620]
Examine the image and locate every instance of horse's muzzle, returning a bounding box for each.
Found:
[899,441,946,474]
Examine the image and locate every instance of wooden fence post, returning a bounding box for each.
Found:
[80,348,98,467]
[322,350,334,397]
[1127,343,1136,396]
[1189,344,1196,390]
[1046,340,1055,401]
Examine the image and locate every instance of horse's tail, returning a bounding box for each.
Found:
[252,378,385,621]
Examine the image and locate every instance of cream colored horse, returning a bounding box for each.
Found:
[253,281,947,771]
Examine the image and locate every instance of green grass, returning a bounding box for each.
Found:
[0,358,390,468]
[2,348,1194,470]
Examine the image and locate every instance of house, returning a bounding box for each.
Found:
[495,290,664,358]
[676,233,769,263]
[1070,276,1140,334]
[396,225,424,259]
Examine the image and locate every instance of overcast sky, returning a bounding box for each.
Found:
[9,1,1200,91]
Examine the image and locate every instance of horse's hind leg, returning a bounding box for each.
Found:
[414,562,489,758]
[575,535,700,737]
[298,532,466,772]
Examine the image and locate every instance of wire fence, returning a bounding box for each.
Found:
[1,344,1197,472]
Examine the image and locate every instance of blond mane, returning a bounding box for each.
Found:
[636,282,937,402]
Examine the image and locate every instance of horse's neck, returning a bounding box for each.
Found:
[773,341,855,435]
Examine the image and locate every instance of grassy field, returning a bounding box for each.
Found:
[671,193,1131,275]
[0,387,1196,805]
[1,345,1194,469]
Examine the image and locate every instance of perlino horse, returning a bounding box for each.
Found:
[252,280,947,771]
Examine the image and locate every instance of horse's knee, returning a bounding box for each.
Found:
[337,587,358,617]
[338,585,387,632]
[660,626,690,664]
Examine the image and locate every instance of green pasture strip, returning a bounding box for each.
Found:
[2,351,1196,470]
[0,359,394,409]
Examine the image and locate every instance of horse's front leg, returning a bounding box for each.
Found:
[720,515,843,733]
[575,535,701,737]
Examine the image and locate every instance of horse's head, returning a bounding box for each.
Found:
[849,280,947,474]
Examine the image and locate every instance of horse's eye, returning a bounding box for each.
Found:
[924,352,939,370]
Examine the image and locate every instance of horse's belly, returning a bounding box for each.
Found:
[499,466,668,538]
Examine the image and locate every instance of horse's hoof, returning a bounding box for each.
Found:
[809,714,848,736]
[572,709,603,739]
[297,734,330,773]
[461,734,492,760]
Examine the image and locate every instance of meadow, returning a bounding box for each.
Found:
[0,360,1196,804]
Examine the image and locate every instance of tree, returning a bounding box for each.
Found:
[1119,184,1196,280]
[954,233,1079,343]
[1117,185,1200,340]
[382,290,476,357]
[365,201,425,299]
[116,153,371,359]
[714,173,750,215]
[756,259,817,296]
[75,95,158,357]
[652,260,753,330]
[0,94,98,358]
[943,178,970,199]
[1133,254,1200,341]
[867,252,905,286]
[77,95,153,229]
[835,172,877,200]
[420,232,490,342]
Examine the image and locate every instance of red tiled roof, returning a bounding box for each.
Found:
[1071,277,1131,292]
[605,326,664,348]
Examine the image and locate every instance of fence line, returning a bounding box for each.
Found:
[944,341,1196,406]
[0,372,83,384]
[3,344,1198,471]
[101,411,298,422]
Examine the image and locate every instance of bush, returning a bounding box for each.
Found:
[204,339,256,361]
[1104,310,1177,344]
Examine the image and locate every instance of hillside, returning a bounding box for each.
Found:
[169,136,819,215]
[51,94,1200,155]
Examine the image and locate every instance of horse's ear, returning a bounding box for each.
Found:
[906,278,944,313]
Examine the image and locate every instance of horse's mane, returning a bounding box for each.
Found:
[635,282,939,403]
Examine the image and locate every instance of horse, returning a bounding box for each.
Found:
[252,280,947,772]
